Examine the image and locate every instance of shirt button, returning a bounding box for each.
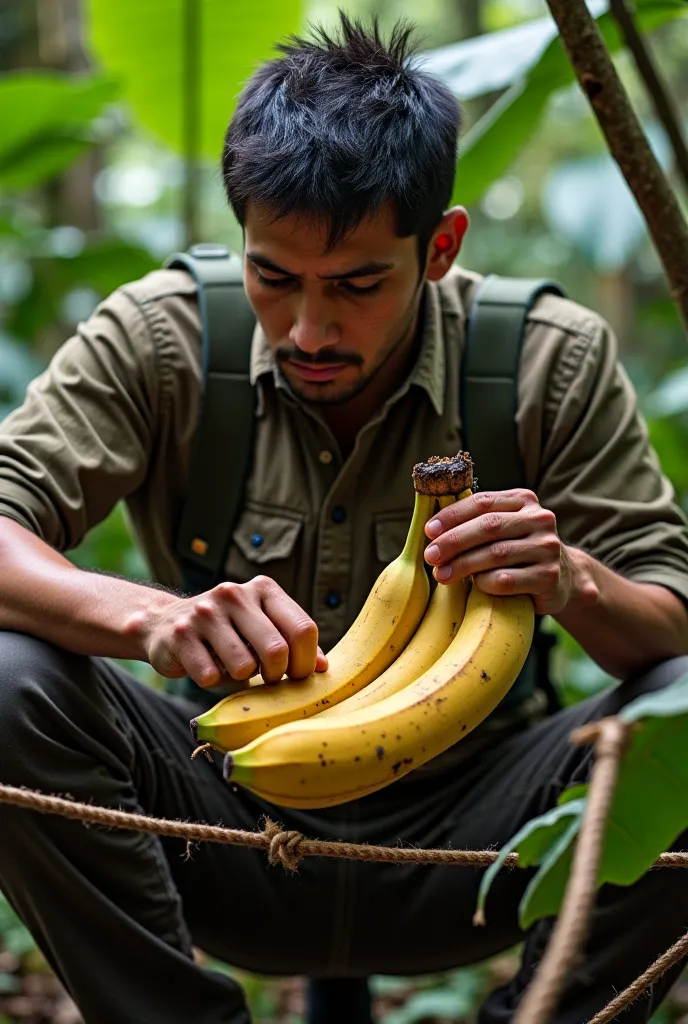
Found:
[319,449,334,465]
[325,590,342,609]
[250,533,263,549]
[331,506,346,524]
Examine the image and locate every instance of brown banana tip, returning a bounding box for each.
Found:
[412,451,474,496]
[223,753,234,782]
[189,717,198,741]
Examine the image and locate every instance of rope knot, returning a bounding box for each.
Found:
[263,817,304,872]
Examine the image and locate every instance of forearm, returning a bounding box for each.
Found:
[0,517,176,660]
[555,545,688,679]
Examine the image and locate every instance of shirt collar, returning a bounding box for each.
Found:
[406,281,446,416]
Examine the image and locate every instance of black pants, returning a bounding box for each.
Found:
[0,630,687,1024]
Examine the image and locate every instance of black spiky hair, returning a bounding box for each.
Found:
[222,11,461,257]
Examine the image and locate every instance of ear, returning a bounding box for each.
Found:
[425,207,470,282]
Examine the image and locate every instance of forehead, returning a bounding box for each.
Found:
[243,202,415,268]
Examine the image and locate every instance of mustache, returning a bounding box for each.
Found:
[275,346,363,368]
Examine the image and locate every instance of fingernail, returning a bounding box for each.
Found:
[425,544,440,563]
[425,519,442,539]
[435,565,452,581]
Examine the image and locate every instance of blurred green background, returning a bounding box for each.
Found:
[1,0,688,1020]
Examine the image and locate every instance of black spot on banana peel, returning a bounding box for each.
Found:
[412,451,473,496]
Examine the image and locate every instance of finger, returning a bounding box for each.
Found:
[170,632,235,689]
[425,507,552,568]
[432,537,552,583]
[316,647,329,672]
[424,490,534,539]
[225,604,291,683]
[260,585,321,680]
[199,620,260,682]
[471,563,561,597]
[206,582,291,683]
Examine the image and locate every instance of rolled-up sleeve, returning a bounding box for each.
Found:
[0,288,159,552]
[535,318,688,604]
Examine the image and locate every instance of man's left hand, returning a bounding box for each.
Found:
[423,489,578,616]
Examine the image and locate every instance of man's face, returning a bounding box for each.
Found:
[242,203,427,406]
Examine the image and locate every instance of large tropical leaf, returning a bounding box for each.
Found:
[0,72,118,189]
[449,0,688,206]
[541,120,673,271]
[418,0,608,100]
[7,240,159,343]
[84,0,303,162]
[477,673,688,930]
[647,365,688,417]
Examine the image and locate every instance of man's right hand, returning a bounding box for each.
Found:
[140,575,328,689]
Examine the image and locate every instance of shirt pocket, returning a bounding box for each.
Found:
[373,508,415,567]
[225,503,304,597]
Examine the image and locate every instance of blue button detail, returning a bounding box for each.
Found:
[331,506,346,524]
[250,533,264,548]
[325,590,341,609]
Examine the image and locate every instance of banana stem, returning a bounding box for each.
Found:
[403,492,436,562]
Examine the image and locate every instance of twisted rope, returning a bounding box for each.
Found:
[586,928,688,1023]
[513,718,630,1024]
[0,782,519,871]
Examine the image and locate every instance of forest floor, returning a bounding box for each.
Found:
[2,947,688,1023]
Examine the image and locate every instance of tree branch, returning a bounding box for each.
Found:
[544,0,688,335]
[609,0,688,196]
[512,718,630,1024]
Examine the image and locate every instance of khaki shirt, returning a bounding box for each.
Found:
[2,264,688,654]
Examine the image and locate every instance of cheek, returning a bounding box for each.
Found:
[245,283,291,341]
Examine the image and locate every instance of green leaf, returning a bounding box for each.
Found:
[7,239,159,342]
[519,819,579,928]
[486,673,688,929]
[454,0,688,205]
[0,72,117,154]
[0,216,21,237]
[648,366,688,417]
[84,0,303,160]
[0,72,118,188]
[0,137,89,190]
[476,798,585,923]
[620,672,688,722]
[558,783,588,805]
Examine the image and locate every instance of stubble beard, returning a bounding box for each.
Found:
[285,294,422,407]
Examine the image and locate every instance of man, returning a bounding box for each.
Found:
[1,14,687,1024]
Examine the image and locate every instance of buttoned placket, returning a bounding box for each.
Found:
[295,382,418,648]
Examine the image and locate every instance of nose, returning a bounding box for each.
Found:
[289,293,340,355]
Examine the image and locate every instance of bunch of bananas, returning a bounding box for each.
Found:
[191,452,535,808]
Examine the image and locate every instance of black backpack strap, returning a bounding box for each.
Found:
[461,275,565,713]
[461,275,564,492]
[164,243,257,596]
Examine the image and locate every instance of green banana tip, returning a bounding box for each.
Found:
[223,752,234,782]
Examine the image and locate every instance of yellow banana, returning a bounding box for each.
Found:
[191,490,435,752]
[321,493,471,717]
[223,583,534,808]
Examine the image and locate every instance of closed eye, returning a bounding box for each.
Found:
[255,271,294,290]
[340,280,382,296]
[255,271,382,297]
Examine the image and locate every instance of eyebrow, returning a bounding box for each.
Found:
[246,252,394,281]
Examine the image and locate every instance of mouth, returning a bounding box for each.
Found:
[287,360,350,383]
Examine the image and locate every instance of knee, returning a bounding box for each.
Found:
[626,655,688,697]
[599,656,688,719]
[0,629,72,701]
[0,631,91,780]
